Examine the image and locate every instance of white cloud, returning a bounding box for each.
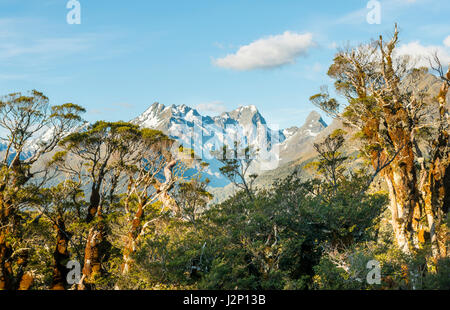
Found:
[0,18,119,68]
[392,0,418,4]
[213,31,315,71]
[396,40,450,67]
[335,7,367,25]
[312,62,323,72]
[113,103,134,109]
[0,73,30,81]
[213,42,225,49]
[329,42,338,49]
[195,101,227,115]
[0,36,97,60]
[88,103,135,115]
[444,35,450,48]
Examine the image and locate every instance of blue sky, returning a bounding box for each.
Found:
[0,0,449,128]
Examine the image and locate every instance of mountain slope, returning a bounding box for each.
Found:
[132,102,327,187]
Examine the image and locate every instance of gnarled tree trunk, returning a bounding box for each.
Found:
[50,216,71,290]
[323,26,449,258]
[79,212,110,290]
[121,160,178,275]
[422,66,450,260]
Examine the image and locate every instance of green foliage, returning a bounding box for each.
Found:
[2,89,448,291]
[215,142,258,200]
[309,86,340,118]
[181,165,387,290]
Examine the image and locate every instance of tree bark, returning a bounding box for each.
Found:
[422,66,450,260]
[79,186,111,289]
[0,192,14,290]
[121,160,178,275]
[0,234,13,290]
[122,201,143,275]
[79,218,109,289]
[50,215,71,290]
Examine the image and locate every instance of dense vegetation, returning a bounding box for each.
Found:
[0,26,448,290]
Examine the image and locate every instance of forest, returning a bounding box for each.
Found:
[0,26,449,290]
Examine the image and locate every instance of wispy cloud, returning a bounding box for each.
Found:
[195,101,227,115]
[444,35,450,48]
[335,7,367,25]
[0,17,120,67]
[113,103,135,109]
[213,31,316,71]
[396,37,450,66]
[268,108,318,126]
[0,36,96,60]
[0,73,31,81]
[392,0,420,4]
[88,103,135,115]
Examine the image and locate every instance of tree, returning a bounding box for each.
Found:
[311,25,449,260]
[118,128,185,275]
[175,172,212,229]
[0,90,85,290]
[216,142,258,200]
[35,180,84,290]
[307,129,349,189]
[56,121,145,288]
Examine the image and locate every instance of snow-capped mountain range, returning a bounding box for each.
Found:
[0,102,327,188]
[132,103,327,187]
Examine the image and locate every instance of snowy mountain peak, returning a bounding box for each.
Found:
[134,102,203,129]
[131,103,327,187]
[236,104,258,113]
[5,101,327,189]
[277,111,327,164]
[305,111,327,128]
[215,105,266,127]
